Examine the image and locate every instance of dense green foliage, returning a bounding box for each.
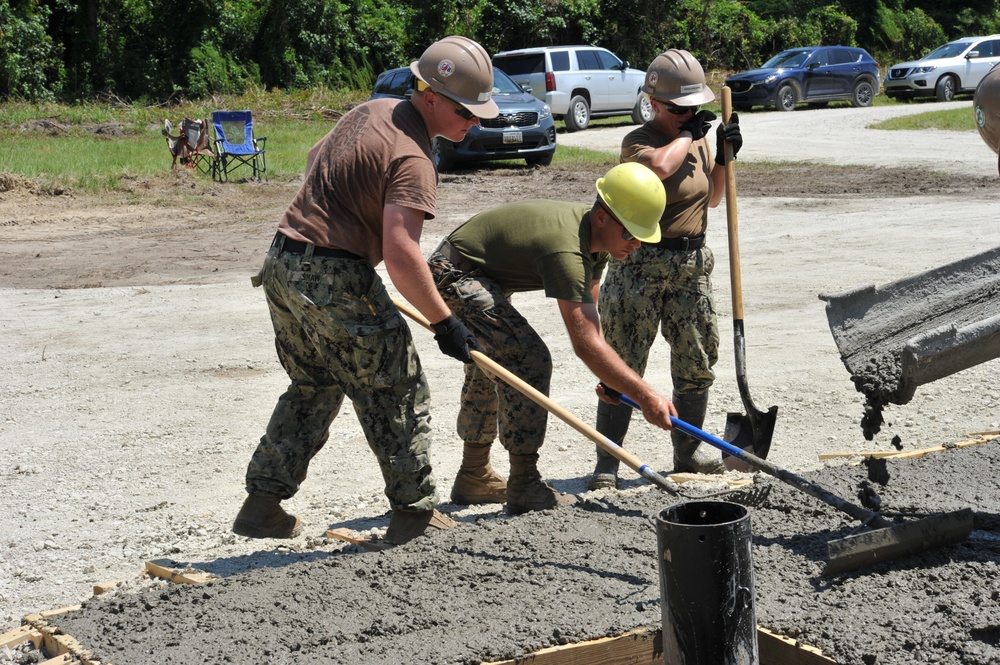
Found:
[3,0,1000,102]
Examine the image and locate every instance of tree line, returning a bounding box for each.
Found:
[3,0,999,103]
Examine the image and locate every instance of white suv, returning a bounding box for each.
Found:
[492,46,651,132]
[885,35,1000,101]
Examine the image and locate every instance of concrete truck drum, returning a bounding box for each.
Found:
[819,245,1000,440]
[974,64,1000,175]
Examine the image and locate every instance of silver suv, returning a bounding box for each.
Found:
[492,46,651,132]
[885,35,1000,101]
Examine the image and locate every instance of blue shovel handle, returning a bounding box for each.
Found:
[611,390,746,459]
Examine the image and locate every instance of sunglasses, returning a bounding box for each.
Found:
[600,201,636,241]
[663,102,696,116]
[438,92,478,121]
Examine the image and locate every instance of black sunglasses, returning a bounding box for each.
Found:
[600,201,636,241]
[438,93,477,121]
[663,102,696,116]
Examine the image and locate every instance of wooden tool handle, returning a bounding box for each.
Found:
[392,297,680,494]
[721,86,744,321]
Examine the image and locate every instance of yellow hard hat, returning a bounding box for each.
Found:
[410,36,499,118]
[595,163,665,243]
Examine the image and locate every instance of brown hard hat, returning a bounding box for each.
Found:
[410,36,499,119]
[974,64,1000,175]
[641,49,715,106]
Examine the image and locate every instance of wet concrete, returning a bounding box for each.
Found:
[820,245,1000,439]
[49,440,1000,665]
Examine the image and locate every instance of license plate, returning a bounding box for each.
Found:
[503,131,522,144]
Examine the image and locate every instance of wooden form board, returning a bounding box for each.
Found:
[819,433,997,461]
[21,607,100,665]
[480,626,836,665]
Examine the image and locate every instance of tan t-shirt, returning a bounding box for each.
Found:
[621,125,714,239]
[277,98,437,265]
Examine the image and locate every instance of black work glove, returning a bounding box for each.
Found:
[431,315,484,364]
[715,112,743,165]
[679,109,717,141]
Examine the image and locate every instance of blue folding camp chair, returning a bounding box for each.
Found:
[211,110,267,182]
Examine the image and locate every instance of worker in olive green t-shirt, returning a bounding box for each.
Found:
[428,163,679,515]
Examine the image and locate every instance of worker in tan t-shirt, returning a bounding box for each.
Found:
[232,36,499,546]
[589,49,744,490]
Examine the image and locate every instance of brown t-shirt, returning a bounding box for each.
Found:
[277,98,437,265]
[621,125,714,239]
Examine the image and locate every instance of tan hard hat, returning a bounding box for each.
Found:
[641,49,715,106]
[974,64,1000,175]
[595,163,665,243]
[410,36,499,118]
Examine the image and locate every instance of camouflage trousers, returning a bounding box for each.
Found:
[599,243,719,394]
[429,252,551,455]
[245,243,436,512]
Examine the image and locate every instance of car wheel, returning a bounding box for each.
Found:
[631,95,653,124]
[935,75,956,102]
[431,138,455,172]
[774,83,798,112]
[851,80,875,107]
[565,95,590,132]
[526,152,554,167]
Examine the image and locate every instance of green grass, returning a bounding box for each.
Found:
[0,89,367,192]
[870,105,976,131]
[0,89,976,193]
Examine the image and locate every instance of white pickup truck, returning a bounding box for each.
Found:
[493,46,651,132]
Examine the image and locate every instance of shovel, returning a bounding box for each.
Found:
[607,387,974,576]
[392,297,770,507]
[720,86,779,470]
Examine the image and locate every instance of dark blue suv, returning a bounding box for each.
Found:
[725,46,881,112]
[370,66,557,171]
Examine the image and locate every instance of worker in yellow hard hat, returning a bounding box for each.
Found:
[427,162,677,513]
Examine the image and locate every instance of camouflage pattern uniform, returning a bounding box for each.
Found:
[246,242,436,512]
[428,252,550,455]
[599,243,718,394]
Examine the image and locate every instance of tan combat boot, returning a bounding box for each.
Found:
[232,493,302,539]
[384,508,458,545]
[505,453,577,516]
[450,441,507,505]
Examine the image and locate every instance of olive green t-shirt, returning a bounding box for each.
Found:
[621,124,714,239]
[446,200,609,303]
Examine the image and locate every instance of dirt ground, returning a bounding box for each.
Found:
[2,102,1000,663]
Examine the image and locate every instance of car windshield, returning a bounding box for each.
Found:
[922,42,974,60]
[492,68,525,95]
[761,50,811,69]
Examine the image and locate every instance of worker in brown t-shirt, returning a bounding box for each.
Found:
[232,36,499,546]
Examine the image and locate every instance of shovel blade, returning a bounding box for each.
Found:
[722,405,778,472]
